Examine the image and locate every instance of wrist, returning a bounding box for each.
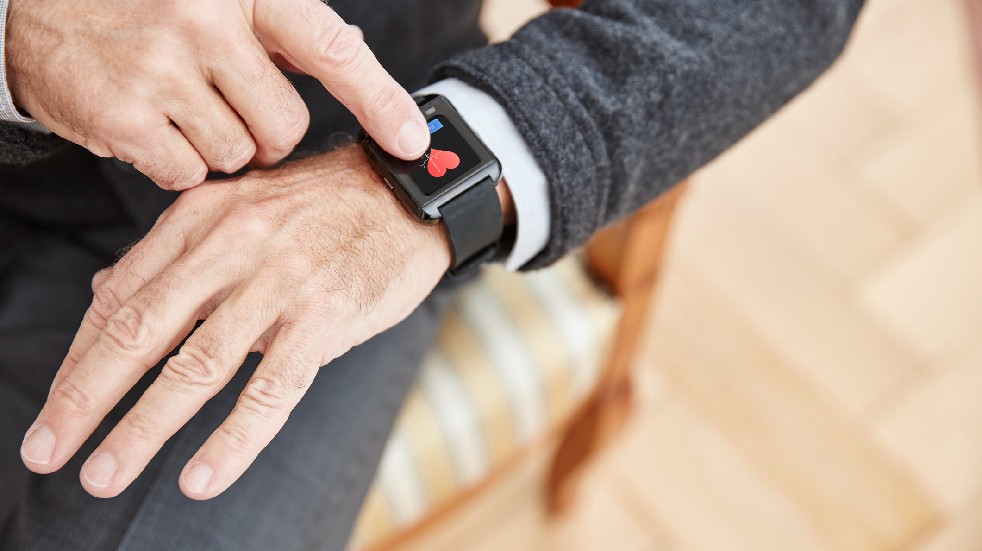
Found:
[336,145,454,272]
[347,144,516,272]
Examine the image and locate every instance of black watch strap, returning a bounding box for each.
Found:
[440,177,503,276]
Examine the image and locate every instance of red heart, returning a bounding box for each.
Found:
[427,149,461,178]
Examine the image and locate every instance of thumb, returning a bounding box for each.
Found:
[254,0,429,160]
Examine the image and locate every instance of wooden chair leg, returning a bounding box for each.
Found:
[545,183,689,515]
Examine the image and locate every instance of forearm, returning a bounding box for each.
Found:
[435,0,865,268]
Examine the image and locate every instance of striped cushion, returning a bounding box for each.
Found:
[349,256,619,550]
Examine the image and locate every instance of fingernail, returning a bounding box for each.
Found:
[182,462,213,495]
[21,424,56,465]
[397,120,430,158]
[81,452,117,489]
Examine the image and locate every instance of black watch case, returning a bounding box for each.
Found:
[361,95,502,223]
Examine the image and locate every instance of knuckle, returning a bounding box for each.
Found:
[119,409,160,443]
[110,124,203,188]
[363,85,404,123]
[263,136,299,159]
[103,305,155,355]
[255,92,309,155]
[233,211,278,242]
[64,347,85,370]
[161,344,226,390]
[266,111,309,154]
[138,45,183,83]
[50,380,98,418]
[168,154,207,184]
[238,377,289,415]
[314,23,363,70]
[143,156,205,190]
[101,108,155,143]
[90,286,124,327]
[158,0,218,34]
[192,108,253,172]
[136,159,176,187]
[237,55,271,85]
[185,11,223,36]
[214,422,256,458]
[214,139,255,173]
[286,107,311,142]
[238,62,308,155]
[284,360,316,392]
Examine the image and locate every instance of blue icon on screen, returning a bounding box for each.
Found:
[427,119,444,135]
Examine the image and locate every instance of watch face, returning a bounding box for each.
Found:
[405,115,483,196]
[362,95,501,221]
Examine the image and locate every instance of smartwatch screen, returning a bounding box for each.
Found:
[409,116,482,196]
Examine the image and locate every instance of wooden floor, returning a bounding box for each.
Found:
[403,0,982,549]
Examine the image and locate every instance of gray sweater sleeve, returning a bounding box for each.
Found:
[0,122,64,164]
[434,0,865,269]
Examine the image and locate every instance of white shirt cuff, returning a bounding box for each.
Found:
[417,79,550,270]
[0,0,46,132]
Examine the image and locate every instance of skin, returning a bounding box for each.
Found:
[19,146,514,500]
[4,0,431,189]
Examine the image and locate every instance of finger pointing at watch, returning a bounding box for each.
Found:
[253,0,430,160]
[4,0,429,191]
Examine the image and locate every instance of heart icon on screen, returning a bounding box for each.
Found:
[426,149,461,178]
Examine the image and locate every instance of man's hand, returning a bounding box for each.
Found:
[4,0,430,189]
[19,147,460,499]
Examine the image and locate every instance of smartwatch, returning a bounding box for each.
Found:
[360,95,503,276]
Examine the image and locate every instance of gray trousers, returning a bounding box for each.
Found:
[0,219,452,550]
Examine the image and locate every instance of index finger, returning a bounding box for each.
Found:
[255,0,429,160]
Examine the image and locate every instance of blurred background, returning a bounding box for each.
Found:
[357,0,982,550]
[428,0,980,549]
